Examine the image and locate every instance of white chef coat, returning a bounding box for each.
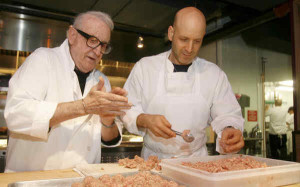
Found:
[286,113,294,154]
[265,106,287,135]
[122,51,244,159]
[286,113,294,131]
[4,39,122,172]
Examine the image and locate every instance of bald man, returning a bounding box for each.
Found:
[123,7,244,159]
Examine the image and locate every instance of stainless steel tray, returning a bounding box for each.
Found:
[8,171,188,187]
[8,177,84,187]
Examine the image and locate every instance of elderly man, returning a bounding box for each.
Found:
[4,11,131,172]
[123,7,244,159]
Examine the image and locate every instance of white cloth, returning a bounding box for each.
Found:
[122,51,244,159]
[4,39,122,172]
[286,113,294,131]
[265,106,287,135]
[286,113,294,154]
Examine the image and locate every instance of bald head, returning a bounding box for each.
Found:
[275,99,282,106]
[167,7,206,65]
[173,7,206,30]
[73,11,114,31]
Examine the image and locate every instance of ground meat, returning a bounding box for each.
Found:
[181,155,267,173]
[71,182,84,187]
[118,155,162,171]
[181,130,190,139]
[83,176,99,185]
[71,171,185,187]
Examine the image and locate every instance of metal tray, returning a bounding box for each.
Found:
[8,171,188,187]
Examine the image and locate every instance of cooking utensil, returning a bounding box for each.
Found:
[171,129,195,142]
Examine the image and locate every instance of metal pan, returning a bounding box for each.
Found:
[8,171,188,187]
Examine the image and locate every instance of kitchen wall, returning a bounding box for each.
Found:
[198,8,293,137]
[221,35,262,133]
[198,12,293,136]
[198,41,218,64]
[200,34,293,134]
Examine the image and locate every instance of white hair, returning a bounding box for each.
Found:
[73,11,114,31]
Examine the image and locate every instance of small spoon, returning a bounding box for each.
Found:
[171,129,195,143]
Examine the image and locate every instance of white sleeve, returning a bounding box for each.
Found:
[209,70,244,153]
[122,61,146,136]
[286,114,294,131]
[265,108,271,116]
[286,114,293,124]
[4,49,57,140]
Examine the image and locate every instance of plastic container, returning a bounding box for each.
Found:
[161,154,300,187]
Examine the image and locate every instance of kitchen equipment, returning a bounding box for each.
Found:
[0,149,6,173]
[160,154,300,187]
[171,129,195,142]
[7,171,188,187]
[243,129,248,138]
[250,124,262,138]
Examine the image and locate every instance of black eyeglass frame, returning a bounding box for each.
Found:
[75,28,112,54]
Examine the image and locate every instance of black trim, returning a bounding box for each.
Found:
[102,133,121,146]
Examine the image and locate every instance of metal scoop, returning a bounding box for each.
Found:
[171,129,195,143]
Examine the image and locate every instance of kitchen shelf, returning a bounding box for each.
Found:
[0,68,16,75]
[244,137,263,141]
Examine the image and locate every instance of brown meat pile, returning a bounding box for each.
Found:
[71,171,185,187]
[118,155,162,171]
[181,156,267,173]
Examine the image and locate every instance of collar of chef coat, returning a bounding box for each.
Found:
[60,39,99,97]
[164,50,197,74]
[61,39,97,75]
[60,39,76,71]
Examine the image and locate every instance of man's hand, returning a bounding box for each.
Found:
[49,77,130,127]
[83,77,131,118]
[100,86,129,126]
[137,114,176,139]
[220,127,244,153]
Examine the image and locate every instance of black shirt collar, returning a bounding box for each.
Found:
[74,67,91,95]
[172,63,192,72]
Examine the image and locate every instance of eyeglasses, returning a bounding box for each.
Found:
[75,28,112,54]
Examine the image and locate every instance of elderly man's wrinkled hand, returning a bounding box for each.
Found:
[100,87,129,125]
[220,127,244,153]
[83,77,132,116]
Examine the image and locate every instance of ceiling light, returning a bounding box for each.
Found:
[278,80,293,87]
[275,86,293,92]
[137,36,144,48]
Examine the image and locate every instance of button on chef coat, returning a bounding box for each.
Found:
[122,51,244,159]
[4,40,122,172]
